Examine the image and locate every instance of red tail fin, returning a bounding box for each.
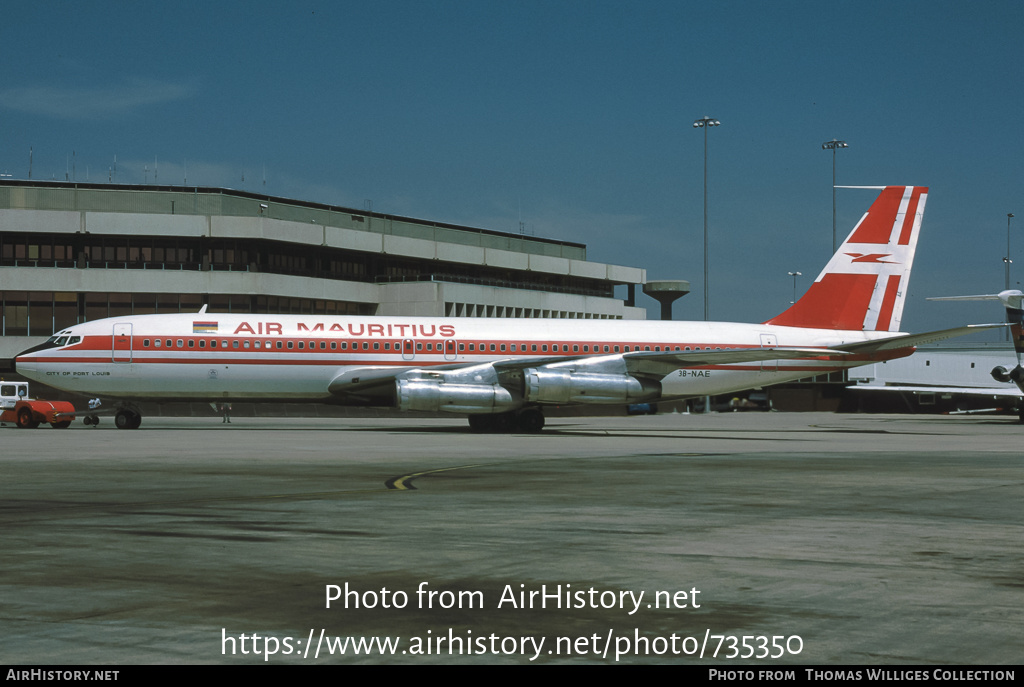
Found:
[766,186,928,331]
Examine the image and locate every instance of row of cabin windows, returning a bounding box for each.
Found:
[139,338,723,353]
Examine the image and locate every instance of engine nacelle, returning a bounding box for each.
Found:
[991,364,1024,385]
[396,379,521,414]
[524,368,660,405]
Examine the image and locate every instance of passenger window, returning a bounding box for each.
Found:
[209,340,215,348]
[234,340,240,349]
[143,339,150,347]
[177,339,184,348]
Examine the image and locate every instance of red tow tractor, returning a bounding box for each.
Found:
[0,381,76,429]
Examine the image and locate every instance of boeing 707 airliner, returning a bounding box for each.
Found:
[16,186,1000,431]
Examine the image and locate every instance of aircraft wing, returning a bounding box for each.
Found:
[833,323,1007,355]
[327,347,843,396]
[618,347,841,377]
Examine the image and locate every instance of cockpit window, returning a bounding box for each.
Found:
[67,336,81,345]
[54,337,68,346]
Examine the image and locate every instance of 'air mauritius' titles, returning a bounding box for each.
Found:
[232,321,457,338]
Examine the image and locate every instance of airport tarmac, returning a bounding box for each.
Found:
[1,412,1021,665]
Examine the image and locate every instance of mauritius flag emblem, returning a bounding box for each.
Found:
[193,321,218,333]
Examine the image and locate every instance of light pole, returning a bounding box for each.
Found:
[694,116,720,320]
[1005,213,1015,291]
[788,271,802,305]
[1006,213,1015,342]
[822,139,848,253]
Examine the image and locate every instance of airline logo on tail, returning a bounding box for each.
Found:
[767,186,927,332]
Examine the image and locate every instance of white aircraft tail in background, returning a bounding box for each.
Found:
[928,290,1024,400]
[17,185,1003,431]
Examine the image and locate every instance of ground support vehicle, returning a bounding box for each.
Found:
[0,381,76,429]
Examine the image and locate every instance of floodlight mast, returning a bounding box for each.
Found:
[822,139,849,253]
[693,116,720,321]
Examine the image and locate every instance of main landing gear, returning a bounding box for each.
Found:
[114,407,143,430]
[468,407,545,434]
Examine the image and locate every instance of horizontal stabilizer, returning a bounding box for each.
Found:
[833,323,1007,355]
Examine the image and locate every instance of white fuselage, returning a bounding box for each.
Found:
[16,312,908,404]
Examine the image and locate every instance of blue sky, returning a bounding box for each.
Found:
[2,1,1021,334]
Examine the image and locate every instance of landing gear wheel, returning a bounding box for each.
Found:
[468,413,515,433]
[17,407,40,429]
[468,415,492,432]
[115,409,142,430]
[515,408,545,433]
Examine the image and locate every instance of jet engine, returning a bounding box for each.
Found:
[991,365,1024,385]
[396,379,521,414]
[524,368,660,405]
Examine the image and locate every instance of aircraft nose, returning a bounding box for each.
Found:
[14,341,50,374]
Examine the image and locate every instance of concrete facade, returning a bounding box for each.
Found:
[0,181,648,360]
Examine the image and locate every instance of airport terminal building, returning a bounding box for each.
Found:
[0,180,647,366]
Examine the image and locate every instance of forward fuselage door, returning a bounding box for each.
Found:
[402,338,416,361]
[112,323,133,363]
[444,339,458,361]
